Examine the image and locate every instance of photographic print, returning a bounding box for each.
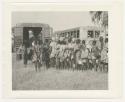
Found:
[12,11,108,90]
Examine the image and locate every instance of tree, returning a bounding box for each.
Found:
[90,11,108,37]
[90,11,108,29]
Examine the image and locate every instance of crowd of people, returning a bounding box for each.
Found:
[16,36,108,72]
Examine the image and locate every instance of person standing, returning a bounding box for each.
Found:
[23,45,28,67]
[49,39,57,67]
[71,38,76,69]
[43,40,50,69]
[100,38,108,72]
[91,40,100,71]
[96,37,104,71]
[97,36,104,52]
[74,39,81,70]
[32,41,41,72]
[80,40,89,70]
[17,44,23,60]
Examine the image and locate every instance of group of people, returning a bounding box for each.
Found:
[16,36,108,72]
[49,37,108,72]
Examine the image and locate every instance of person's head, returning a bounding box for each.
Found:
[105,38,108,43]
[99,36,103,42]
[68,38,72,43]
[82,40,85,45]
[92,40,96,46]
[76,39,81,44]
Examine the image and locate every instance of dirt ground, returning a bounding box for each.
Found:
[12,53,108,90]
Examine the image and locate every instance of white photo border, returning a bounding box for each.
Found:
[2,2,123,98]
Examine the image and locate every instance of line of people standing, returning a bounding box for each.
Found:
[49,37,108,72]
[17,36,108,72]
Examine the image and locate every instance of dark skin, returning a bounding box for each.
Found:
[92,40,100,71]
[99,37,103,42]
[33,41,41,72]
[99,37,104,51]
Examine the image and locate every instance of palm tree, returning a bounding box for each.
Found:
[90,11,108,28]
[90,11,108,37]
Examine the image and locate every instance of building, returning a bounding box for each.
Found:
[12,23,53,50]
[53,26,105,41]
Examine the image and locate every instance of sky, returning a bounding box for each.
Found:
[12,12,94,31]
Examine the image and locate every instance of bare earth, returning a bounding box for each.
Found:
[12,54,108,90]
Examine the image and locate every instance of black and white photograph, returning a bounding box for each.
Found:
[12,11,108,90]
